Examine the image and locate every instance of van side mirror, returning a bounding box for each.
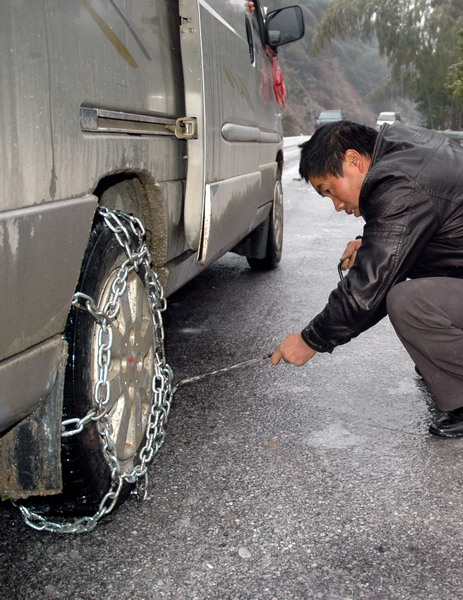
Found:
[265,6,305,48]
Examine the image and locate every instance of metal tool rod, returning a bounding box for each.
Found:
[172,353,272,395]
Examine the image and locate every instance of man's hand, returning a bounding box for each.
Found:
[271,332,316,366]
[339,238,362,271]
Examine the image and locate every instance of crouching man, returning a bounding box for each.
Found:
[272,120,463,438]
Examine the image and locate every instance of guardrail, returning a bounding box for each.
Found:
[283,135,309,150]
[435,130,463,144]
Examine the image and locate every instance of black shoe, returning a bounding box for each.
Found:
[429,408,463,438]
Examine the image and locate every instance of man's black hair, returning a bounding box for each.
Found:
[299,120,378,182]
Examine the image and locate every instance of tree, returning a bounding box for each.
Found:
[273,0,397,134]
[446,18,463,127]
[312,0,463,129]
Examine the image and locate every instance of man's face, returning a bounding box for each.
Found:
[308,150,369,218]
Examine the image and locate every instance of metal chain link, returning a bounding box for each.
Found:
[18,207,174,534]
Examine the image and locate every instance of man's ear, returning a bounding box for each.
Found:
[345,149,369,173]
[344,149,359,166]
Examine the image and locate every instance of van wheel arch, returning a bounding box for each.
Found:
[94,172,169,266]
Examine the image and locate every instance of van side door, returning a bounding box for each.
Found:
[179,0,282,266]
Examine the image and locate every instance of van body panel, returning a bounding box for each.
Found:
[0,196,97,362]
[44,0,186,202]
[0,3,53,213]
[180,0,283,260]
[0,336,66,434]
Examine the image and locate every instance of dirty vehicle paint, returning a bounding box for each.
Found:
[0,0,304,517]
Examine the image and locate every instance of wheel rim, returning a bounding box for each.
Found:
[273,178,283,251]
[91,267,156,472]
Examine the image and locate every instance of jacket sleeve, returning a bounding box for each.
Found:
[301,169,439,353]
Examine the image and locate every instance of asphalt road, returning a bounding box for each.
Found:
[2,139,463,599]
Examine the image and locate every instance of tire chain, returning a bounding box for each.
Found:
[18,207,174,534]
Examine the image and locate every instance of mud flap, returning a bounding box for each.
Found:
[0,348,66,500]
[231,216,270,259]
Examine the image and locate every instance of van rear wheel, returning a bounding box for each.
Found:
[247,169,283,270]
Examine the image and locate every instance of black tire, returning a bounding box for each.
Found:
[26,215,162,515]
[247,169,283,270]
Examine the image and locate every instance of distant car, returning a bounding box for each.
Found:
[376,111,401,130]
[315,109,345,129]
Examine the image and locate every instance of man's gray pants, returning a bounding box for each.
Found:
[387,277,463,412]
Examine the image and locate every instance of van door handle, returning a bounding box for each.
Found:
[166,117,198,139]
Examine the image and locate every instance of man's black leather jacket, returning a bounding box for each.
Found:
[301,122,463,353]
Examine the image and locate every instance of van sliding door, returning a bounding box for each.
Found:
[179,0,281,265]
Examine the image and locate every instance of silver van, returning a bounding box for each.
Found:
[0,0,304,527]
[376,111,401,130]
